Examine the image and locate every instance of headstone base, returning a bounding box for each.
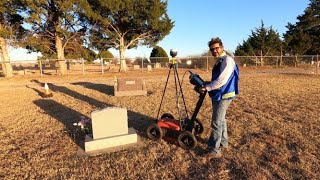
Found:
[84,127,138,155]
[114,90,147,96]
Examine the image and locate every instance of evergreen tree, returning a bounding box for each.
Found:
[283,0,320,55]
[235,21,282,66]
[100,50,114,59]
[100,50,114,63]
[283,23,312,55]
[150,46,169,63]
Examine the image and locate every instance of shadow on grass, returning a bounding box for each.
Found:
[278,72,318,76]
[33,99,88,149]
[30,79,154,143]
[31,79,107,108]
[227,159,249,179]
[29,79,212,159]
[26,85,43,97]
[71,82,114,96]
[41,71,56,75]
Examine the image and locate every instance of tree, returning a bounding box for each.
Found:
[80,48,97,63]
[86,0,174,71]
[283,23,312,55]
[283,0,320,55]
[235,21,282,66]
[100,50,114,63]
[22,0,90,75]
[64,47,96,62]
[150,46,169,63]
[100,50,114,59]
[0,0,25,78]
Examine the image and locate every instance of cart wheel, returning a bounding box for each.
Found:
[194,118,204,135]
[178,131,197,150]
[146,124,163,141]
[161,113,174,119]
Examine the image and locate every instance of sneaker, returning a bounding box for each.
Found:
[207,151,222,159]
[207,146,221,153]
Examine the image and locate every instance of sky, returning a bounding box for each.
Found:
[111,0,310,58]
[9,0,310,61]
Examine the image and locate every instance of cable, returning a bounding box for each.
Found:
[181,70,192,90]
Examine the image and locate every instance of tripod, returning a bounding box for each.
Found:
[156,60,189,124]
[146,50,206,150]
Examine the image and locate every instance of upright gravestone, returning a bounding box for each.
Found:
[85,107,138,155]
[155,63,161,68]
[17,70,24,75]
[114,78,147,96]
[133,65,140,70]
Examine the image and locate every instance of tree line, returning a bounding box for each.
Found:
[1,0,319,78]
[0,0,173,77]
[235,0,320,66]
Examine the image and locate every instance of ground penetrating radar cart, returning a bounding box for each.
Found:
[146,49,207,150]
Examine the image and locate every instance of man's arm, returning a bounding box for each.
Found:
[205,56,235,91]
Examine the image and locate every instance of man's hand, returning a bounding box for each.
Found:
[198,86,207,94]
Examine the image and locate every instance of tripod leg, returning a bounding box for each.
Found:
[156,65,173,119]
[174,66,189,118]
[173,66,182,121]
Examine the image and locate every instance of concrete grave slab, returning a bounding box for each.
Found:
[85,128,138,155]
[133,65,140,70]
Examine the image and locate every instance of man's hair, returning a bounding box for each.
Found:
[208,37,223,47]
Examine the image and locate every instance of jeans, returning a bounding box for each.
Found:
[207,99,233,153]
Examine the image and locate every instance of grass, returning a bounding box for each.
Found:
[0,67,319,179]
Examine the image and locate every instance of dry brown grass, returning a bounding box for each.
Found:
[0,67,319,179]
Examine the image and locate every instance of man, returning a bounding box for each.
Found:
[201,37,239,158]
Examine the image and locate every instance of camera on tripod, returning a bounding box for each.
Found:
[169,49,178,65]
[170,49,178,57]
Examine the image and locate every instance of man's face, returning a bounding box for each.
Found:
[209,43,224,57]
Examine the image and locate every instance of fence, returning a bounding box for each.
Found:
[1,55,319,76]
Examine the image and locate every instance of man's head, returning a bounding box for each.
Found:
[208,37,224,57]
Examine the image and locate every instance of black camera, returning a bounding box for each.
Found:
[189,71,205,87]
[188,71,207,94]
